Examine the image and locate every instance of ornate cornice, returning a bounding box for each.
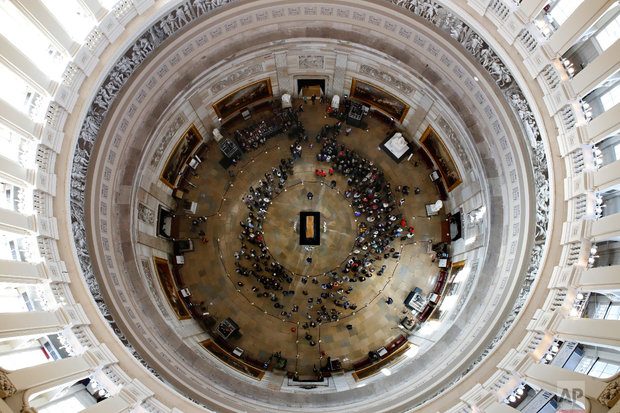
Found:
[390,0,550,402]
[68,0,550,408]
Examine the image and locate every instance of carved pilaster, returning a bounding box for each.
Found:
[598,379,620,407]
[331,53,348,96]
[0,370,16,398]
[273,52,291,95]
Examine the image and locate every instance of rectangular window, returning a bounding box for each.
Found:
[0,346,50,370]
[41,0,96,42]
[601,83,620,111]
[588,359,620,378]
[614,143,620,162]
[605,303,620,320]
[549,0,584,25]
[0,230,40,262]
[596,14,620,51]
[0,2,68,79]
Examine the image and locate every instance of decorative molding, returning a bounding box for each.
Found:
[436,116,472,173]
[67,0,550,407]
[68,0,230,399]
[598,379,620,408]
[150,115,186,168]
[0,371,16,398]
[389,1,550,403]
[137,203,154,224]
[140,258,171,319]
[210,63,264,94]
[298,55,324,69]
[359,64,414,94]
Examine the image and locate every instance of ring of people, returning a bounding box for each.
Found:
[182,103,443,377]
[228,138,405,326]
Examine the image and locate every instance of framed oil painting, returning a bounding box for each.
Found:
[213,78,273,120]
[153,257,191,320]
[449,260,467,281]
[420,126,462,192]
[349,78,410,122]
[160,125,202,188]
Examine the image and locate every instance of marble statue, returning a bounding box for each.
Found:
[281,93,292,108]
[331,95,340,110]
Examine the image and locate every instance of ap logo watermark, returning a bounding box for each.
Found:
[557,380,586,413]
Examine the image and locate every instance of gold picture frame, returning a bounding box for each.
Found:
[159,124,202,189]
[449,260,467,280]
[199,339,265,380]
[349,78,410,122]
[153,257,191,320]
[213,78,273,120]
[420,126,462,192]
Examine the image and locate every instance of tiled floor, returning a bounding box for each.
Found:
[176,100,444,376]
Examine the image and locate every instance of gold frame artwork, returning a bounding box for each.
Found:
[449,260,467,280]
[349,78,410,123]
[159,124,202,189]
[152,257,191,320]
[420,126,462,192]
[199,339,265,380]
[213,78,273,120]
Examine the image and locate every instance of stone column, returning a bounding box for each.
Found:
[0,154,34,187]
[273,51,291,95]
[10,0,79,55]
[0,259,49,284]
[0,99,42,141]
[592,160,620,191]
[523,363,616,408]
[466,0,493,16]
[81,379,153,413]
[0,208,37,236]
[552,318,620,350]
[406,91,433,135]
[589,213,620,242]
[0,304,88,340]
[331,52,348,97]
[80,0,107,20]
[0,309,69,340]
[546,0,616,56]
[3,345,117,412]
[574,265,620,293]
[581,103,620,145]
[569,40,620,98]
[0,34,56,95]
[514,0,548,22]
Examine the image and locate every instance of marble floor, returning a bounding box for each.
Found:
[175,100,444,377]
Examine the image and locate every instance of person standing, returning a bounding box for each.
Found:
[307,192,314,200]
[345,126,352,136]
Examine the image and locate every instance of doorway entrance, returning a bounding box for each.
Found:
[297,79,325,97]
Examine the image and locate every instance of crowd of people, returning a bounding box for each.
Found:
[234,108,300,152]
[230,118,412,332]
